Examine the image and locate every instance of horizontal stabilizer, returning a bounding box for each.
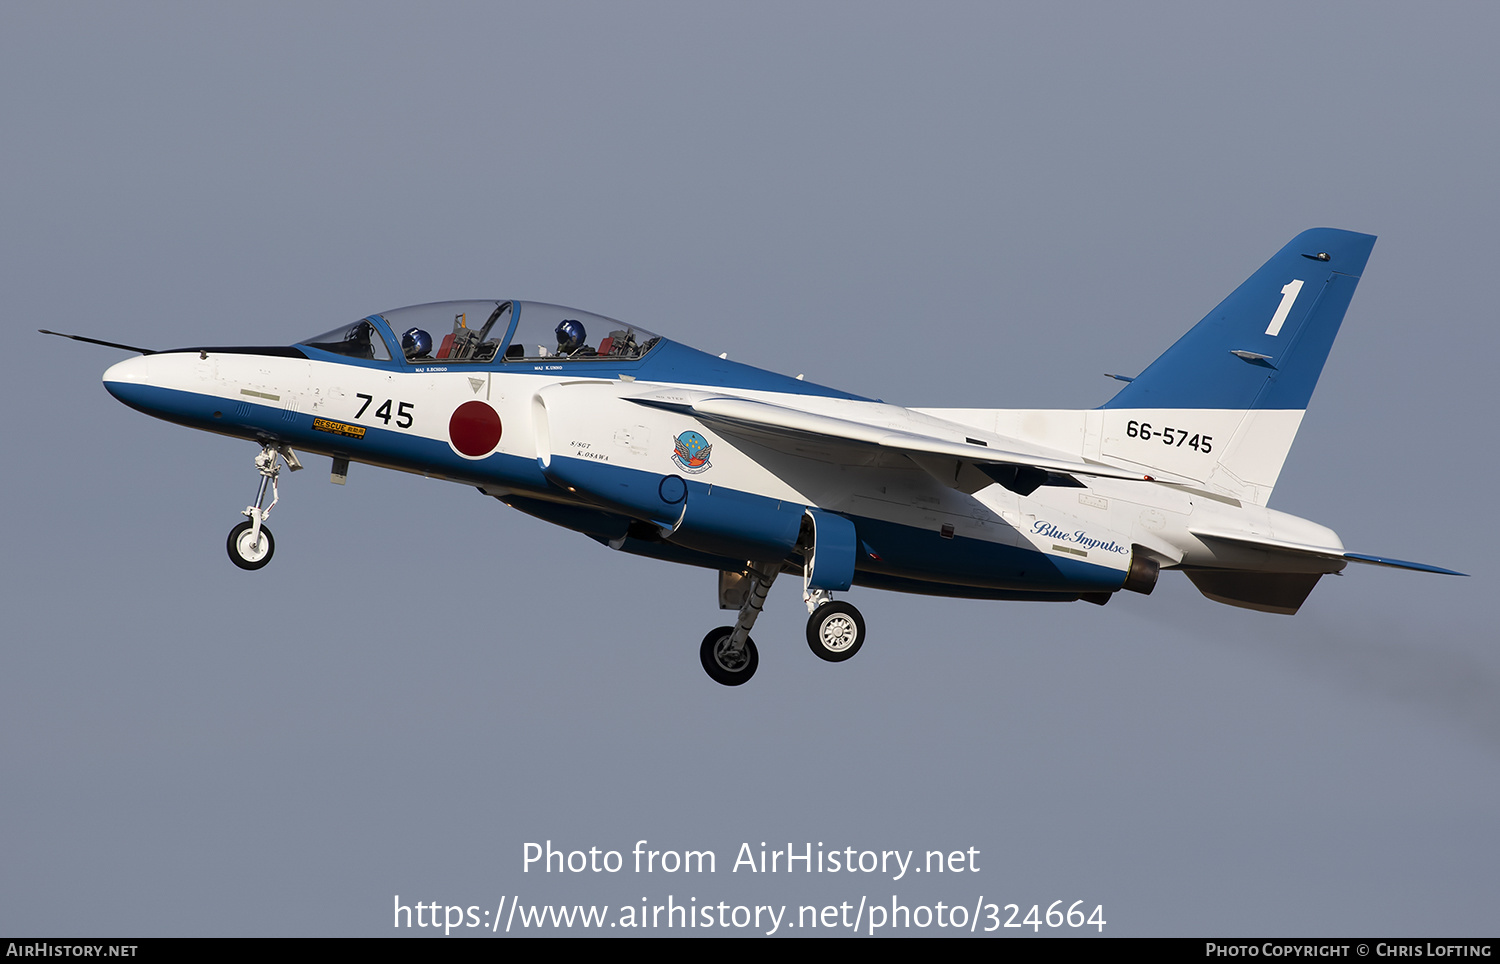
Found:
[1342,552,1467,576]
[1191,528,1466,576]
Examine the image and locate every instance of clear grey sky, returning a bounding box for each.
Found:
[3,1,1495,937]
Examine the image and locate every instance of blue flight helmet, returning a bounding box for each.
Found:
[401,327,432,359]
[555,318,586,354]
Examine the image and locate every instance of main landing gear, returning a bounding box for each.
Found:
[698,566,868,686]
[227,442,301,570]
[700,561,777,686]
[805,596,866,662]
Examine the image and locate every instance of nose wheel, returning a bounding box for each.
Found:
[228,520,275,569]
[226,442,300,570]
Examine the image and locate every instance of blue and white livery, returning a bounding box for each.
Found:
[78,229,1463,685]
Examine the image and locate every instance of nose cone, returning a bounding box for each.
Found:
[102,354,171,415]
[102,355,151,402]
[101,352,202,422]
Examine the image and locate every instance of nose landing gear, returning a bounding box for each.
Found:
[227,520,275,570]
[227,442,301,570]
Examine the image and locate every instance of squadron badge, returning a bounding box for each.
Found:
[672,431,713,474]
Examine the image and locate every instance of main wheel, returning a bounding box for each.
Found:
[806,601,865,662]
[700,627,759,686]
[227,520,275,570]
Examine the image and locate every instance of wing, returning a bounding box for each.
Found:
[625,388,1165,495]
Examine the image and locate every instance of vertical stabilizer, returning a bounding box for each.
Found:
[1097,228,1375,504]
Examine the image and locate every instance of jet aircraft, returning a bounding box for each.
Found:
[67,228,1463,685]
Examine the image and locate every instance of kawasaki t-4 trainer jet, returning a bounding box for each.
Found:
[70,228,1462,685]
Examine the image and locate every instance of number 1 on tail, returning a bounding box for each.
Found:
[1266,279,1304,336]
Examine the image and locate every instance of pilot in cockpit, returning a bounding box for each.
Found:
[555,319,596,357]
[402,327,432,361]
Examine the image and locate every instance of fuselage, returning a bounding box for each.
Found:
[101,300,1344,605]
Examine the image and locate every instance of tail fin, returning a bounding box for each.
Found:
[1096,228,1376,505]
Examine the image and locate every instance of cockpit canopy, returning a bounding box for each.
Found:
[300,301,660,365]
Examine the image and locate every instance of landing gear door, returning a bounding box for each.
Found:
[804,509,857,592]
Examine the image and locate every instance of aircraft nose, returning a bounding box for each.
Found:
[102,355,149,399]
[101,352,199,420]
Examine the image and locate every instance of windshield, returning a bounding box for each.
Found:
[301,319,391,361]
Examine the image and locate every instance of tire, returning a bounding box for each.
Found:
[806,601,865,662]
[227,520,275,570]
[699,627,758,686]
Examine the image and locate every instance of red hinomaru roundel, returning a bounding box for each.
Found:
[448,400,502,457]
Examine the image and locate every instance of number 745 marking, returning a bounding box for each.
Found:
[355,393,414,429]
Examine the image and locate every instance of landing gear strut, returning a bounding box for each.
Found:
[227,442,300,570]
[700,561,778,686]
